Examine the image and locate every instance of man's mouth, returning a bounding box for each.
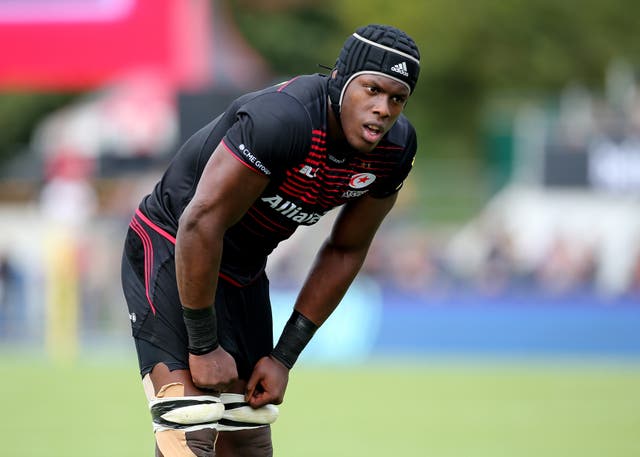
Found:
[363,123,384,142]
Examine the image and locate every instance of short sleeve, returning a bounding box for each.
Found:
[222,92,312,177]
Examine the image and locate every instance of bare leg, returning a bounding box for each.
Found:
[215,379,273,457]
[215,427,273,457]
[149,363,218,457]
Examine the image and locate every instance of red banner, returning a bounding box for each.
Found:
[0,0,212,90]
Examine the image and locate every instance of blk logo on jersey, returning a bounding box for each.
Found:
[349,172,376,189]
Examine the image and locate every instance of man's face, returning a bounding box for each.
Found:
[339,74,410,153]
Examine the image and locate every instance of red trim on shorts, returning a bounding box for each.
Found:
[129,218,157,315]
[134,208,259,290]
[135,209,176,244]
[218,272,245,287]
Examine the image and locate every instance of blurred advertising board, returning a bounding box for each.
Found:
[0,0,212,90]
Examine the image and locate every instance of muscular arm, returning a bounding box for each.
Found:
[246,192,397,406]
[295,192,398,325]
[176,143,269,311]
[176,142,269,391]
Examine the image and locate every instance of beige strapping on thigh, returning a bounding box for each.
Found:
[144,379,219,457]
[153,382,198,457]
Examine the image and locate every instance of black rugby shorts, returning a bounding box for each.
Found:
[121,210,274,380]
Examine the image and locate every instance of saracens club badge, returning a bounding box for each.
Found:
[349,172,376,189]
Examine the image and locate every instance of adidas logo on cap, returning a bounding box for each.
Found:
[390,61,409,77]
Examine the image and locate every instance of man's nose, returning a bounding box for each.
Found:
[372,96,391,118]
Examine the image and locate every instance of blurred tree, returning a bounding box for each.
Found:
[0,93,77,168]
[228,1,343,77]
[336,0,640,153]
[231,0,640,156]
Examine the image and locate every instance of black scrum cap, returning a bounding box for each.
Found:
[327,24,421,117]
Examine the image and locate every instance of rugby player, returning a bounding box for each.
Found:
[121,24,421,456]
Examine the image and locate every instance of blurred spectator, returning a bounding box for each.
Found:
[39,150,98,228]
[535,234,597,296]
[630,251,640,294]
[0,254,11,330]
[474,229,519,297]
[360,228,453,300]
[0,252,25,339]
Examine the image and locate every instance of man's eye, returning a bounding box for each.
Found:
[366,86,379,93]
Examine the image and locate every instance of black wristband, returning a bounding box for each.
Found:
[182,306,218,355]
[271,310,318,369]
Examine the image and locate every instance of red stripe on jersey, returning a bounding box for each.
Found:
[277,76,300,92]
[280,184,317,202]
[374,145,404,150]
[239,218,273,236]
[357,156,396,164]
[358,167,391,173]
[285,168,320,185]
[246,206,293,234]
[245,216,280,234]
[279,187,321,205]
[323,170,352,180]
[241,218,294,239]
[297,158,323,168]
[281,171,320,192]
[283,175,316,190]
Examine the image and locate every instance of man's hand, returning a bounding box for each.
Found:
[245,355,290,408]
[189,346,238,392]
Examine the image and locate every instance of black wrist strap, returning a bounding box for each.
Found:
[182,306,218,355]
[271,310,318,369]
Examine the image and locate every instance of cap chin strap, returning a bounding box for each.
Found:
[329,97,341,121]
[327,76,342,121]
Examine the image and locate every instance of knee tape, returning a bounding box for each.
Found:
[218,393,279,432]
[146,381,221,457]
[149,383,224,433]
[142,377,278,435]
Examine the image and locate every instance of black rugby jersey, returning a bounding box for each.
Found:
[139,74,417,285]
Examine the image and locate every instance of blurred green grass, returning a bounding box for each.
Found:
[1,355,639,457]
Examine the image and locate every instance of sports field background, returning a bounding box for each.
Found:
[2,353,639,457]
[2,2,640,456]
